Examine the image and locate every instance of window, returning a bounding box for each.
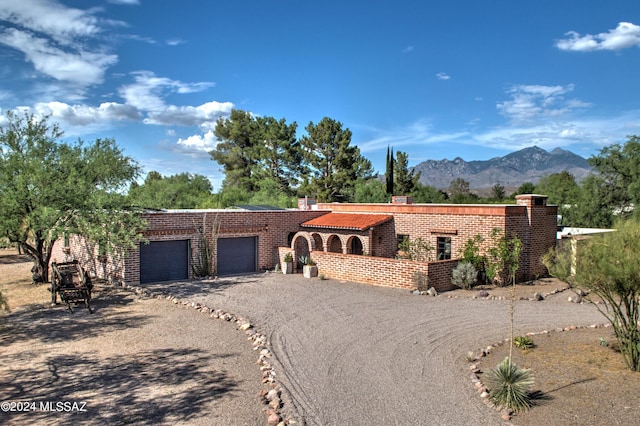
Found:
[437,237,452,260]
[397,234,409,250]
[63,233,70,248]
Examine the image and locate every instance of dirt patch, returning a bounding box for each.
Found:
[0,249,264,425]
[460,277,640,425]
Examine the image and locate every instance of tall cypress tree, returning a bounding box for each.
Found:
[386,146,394,195]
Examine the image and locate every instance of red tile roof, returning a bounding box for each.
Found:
[301,213,393,231]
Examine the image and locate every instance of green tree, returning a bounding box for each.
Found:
[354,179,388,203]
[210,109,258,192]
[566,175,614,228]
[394,151,421,195]
[511,182,536,197]
[211,110,302,195]
[491,183,506,201]
[412,183,447,203]
[386,146,394,196]
[544,219,640,371]
[448,178,475,203]
[588,135,640,215]
[253,116,301,193]
[299,117,374,202]
[536,171,580,206]
[129,172,213,209]
[0,112,145,282]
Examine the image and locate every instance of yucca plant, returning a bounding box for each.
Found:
[513,335,535,350]
[486,357,534,412]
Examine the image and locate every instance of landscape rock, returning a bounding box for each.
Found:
[476,290,490,298]
[533,292,544,301]
[426,287,438,297]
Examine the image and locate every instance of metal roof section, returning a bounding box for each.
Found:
[301,213,393,231]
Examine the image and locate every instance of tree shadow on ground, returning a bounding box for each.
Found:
[0,253,30,265]
[139,274,263,299]
[0,289,147,346]
[0,348,241,425]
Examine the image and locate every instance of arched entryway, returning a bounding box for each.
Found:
[348,236,364,255]
[327,234,343,253]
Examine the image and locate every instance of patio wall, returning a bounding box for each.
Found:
[278,247,458,292]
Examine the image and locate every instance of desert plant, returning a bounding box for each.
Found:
[297,255,309,269]
[486,357,534,412]
[398,237,433,262]
[283,252,293,263]
[459,234,487,276]
[543,218,640,371]
[190,215,219,278]
[451,262,478,290]
[513,336,535,350]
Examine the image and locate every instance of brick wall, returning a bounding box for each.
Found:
[52,209,328,284]
[275,248,458,292]
[317,197,556,283]
[51,195,556,288]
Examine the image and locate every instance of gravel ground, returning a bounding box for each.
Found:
[0,267,264,426]
[140,273,606,426]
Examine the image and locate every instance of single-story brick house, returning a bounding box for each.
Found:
[51,194,556,293]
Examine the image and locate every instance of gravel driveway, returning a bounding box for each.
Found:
[141,273,605,426]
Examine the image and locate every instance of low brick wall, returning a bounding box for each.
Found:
[278,247,457,293]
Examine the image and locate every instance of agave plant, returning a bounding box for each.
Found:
[486,357,534,412]
[513,335,535,350]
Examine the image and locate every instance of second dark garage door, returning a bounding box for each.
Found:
[140,240,189,284]
[217,237,257,275]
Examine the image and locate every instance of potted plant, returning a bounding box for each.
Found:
[302,256,318,278]
[282,252,293,274]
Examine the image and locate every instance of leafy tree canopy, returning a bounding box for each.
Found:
[299,117,374,202]
[0,112,145,281]
[588,135,640,215]
[129,172,213,209]
[210,109,301,194]
[394,151,421,195]
[544,218,640,371]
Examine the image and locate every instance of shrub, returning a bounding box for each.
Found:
[451,262,477,290]
[283,252,293,263]
[486,357,534,412]
[543,218,640,371]
[513,336,535,350]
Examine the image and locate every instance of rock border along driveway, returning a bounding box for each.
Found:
[137,272,605,426]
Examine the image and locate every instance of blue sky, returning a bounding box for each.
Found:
[1,0,639,190]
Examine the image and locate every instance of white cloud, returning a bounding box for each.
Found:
[0,0,102,44]
[436,72,450,80]
[145,101,234,126]
[0,28,117,86]
[119,71,215,112]
[33,101,140,125]
[175,130,218,156]
[556,22,640,51]
[497,84,589,123]
[166,38,186,46]
[356,119,469,154]
[402,46,414,53]
[107,0,140,5]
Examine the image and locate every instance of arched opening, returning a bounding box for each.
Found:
[287,232,296,248]
[349,236,363,255]
[327,234,343,253]
[293,234,310,270]
[311,233,323,252]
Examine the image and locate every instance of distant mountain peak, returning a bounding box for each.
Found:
[413,146,591,189]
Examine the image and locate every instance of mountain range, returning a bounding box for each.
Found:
[412,146,592,190]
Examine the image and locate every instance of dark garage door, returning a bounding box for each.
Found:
[140,240,189,283]
[217,237,257,275]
